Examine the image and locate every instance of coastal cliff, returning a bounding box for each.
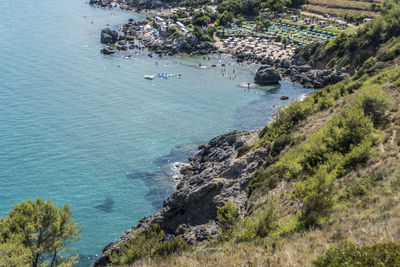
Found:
[92,1,400,266]
[94,130,265,266]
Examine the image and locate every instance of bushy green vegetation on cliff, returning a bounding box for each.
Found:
[215,199,280,243]
[109,224,189,266]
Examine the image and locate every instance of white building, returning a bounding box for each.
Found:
[155,16,164,24]
[176,21,185,29]
[318,20,327,27]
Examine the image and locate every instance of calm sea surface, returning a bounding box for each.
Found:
[0,0,312,263]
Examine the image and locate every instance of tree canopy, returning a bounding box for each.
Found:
[0,198,81,267]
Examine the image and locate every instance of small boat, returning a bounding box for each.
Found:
[144,75,154,80]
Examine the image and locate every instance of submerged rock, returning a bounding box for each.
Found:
[254,66,281,84]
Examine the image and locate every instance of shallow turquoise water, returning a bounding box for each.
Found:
[0,0,312,262]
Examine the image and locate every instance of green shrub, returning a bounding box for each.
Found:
[234,217,256,242]
[258,100,314,147]
[228,199,280,243]
[313,242,400,267]
[340,139,374,175]
[357,86,391,127]
[216,11,234,26]
[248,169,279,196]
[217,202,239,232]
[253,199,280,238]
[193,13,211,26]
[110,224,189,265]
[294,167,336,228]
[271,134,293,157]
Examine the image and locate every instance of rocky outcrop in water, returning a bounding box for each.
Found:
[101,47,117,54]
[254,67,281,84]
[236,52,348,89]
[94,130,267,266]
[100,28,119,44]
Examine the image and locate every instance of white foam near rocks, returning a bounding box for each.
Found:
[170,162,189,182]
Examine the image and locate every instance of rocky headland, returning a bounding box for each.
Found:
[94,130,268,266]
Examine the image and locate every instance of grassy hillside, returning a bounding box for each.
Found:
[297,0,400,71]
[107,1,400,266]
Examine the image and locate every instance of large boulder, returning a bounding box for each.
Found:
[101,47,116,55]
[297,65,312,73]
[254,66,281,84]
[100,28,119,44]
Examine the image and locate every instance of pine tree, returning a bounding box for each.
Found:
[0,198,81,267]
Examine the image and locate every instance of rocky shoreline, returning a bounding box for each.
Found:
[94,130,266,266]
[91,0,349,89]
[99,20,347,88]
[100,20,218,56]
[89,0,178,11]
[252,55,348,89]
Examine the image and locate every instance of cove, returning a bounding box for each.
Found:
[0,0,313,263]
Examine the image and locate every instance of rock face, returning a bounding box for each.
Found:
[254,67,282,84]
[100,28,119,44]
[233,52,349,89]
[101,47,116,54]
[93,130,267,266]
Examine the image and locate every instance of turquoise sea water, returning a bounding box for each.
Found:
[0,0,312,263]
